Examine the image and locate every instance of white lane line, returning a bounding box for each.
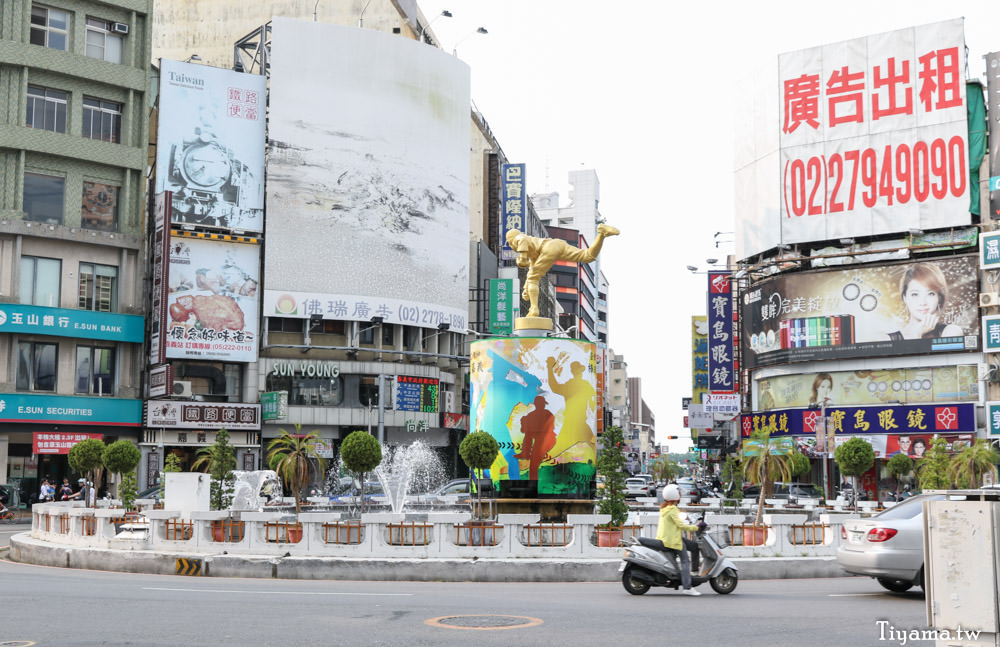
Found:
[829,593,884,597]
[143,587,413,596]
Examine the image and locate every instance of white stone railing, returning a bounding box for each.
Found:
[27,502,859,559]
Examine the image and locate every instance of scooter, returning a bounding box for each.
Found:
[618,522,739,595]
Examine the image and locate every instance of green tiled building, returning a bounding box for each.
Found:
[0,1,152,493]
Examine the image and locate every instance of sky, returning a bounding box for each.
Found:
[417,0,1000,453]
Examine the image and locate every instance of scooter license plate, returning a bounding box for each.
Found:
[618,561,627,572]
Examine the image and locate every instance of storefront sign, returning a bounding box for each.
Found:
[0,394,141,426]
[686,404,713,428]
[983,315,1000,352]
[406,419,430,433]
[145,401,261,430]
[707,272,736,391]
[442,412,468,430]
[148,364,173,398]
[489,278,515,335]
[988,401,1000,435]
[702,393,739,416]
[260,391,288,421]
[269,360,340,378]
[499,163,526,261]
[33,431,103,455]
[0,304,143,342]
[980,230,1000,268]
[742,402,975,437]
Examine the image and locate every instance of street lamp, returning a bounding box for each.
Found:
[452,26,487,55]
[418,9,453,43]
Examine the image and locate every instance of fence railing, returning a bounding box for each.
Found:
[25,503,856,559]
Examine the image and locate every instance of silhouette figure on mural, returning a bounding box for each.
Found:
[505,223,620,318]
[546,356,597,462]
[476,349,541,480]
[515,395,556,480]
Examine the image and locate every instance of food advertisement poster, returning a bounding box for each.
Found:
[741,255,978,368]
[470,337,597,496]
[155,59,266,232]
[166,235,259,362]
[756,364,978,410]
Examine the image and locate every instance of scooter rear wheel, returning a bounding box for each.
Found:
[621,566,651,595]
[709,568,738,594]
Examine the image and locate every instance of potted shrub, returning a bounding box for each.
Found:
[834,436,875,509]
[103,439,141,510]
[740,427,794,543]
[595,425,628,547]
[459,431,500,521]
[267,424,328,515]
[67,437,105,507]
[885,453,914,497]
[339,431,382,515]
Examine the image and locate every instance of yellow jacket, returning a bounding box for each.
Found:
[656,504,698,550]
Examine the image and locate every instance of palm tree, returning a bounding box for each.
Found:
[650,457,680,485]
[740,427,794,525]
[947,439,999,490]
[267,424,327,514]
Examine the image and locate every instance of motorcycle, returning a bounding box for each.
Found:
[618,522,739,595]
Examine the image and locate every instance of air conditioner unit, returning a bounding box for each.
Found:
[111,22,129,34]
[981,292,1000,308]
[172,380,193,397]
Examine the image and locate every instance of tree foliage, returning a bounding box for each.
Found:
[947,439,999,490]
[789,450,811,478]
[68,438,105,475]
[102,439,141,504]
[340,431,382,513]
[834,437,876,477]
[193,428,237,510]
[740,428,794,524]
[267,424,328,514]
[650,457,680,485]
[459,431,500,519]
[917,437,952,491]
[596,426,629,528]
[886,453,914,479]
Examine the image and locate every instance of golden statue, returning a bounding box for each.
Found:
[506,223,620,323]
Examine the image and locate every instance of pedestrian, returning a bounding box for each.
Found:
[67,478,87,501]
[39,479,54,503]
[658,484,703,596]
[59,478,73,501]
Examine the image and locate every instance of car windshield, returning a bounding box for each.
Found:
[874,493,947,520]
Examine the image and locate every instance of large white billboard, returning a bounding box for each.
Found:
[155,59,266,233]
[263,18,471,331]
[737,19,970,258]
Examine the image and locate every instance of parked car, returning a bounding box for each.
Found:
[625,477,655,498]
[836,492,947,592]
[676,481,715,504]
[432,478,471,496]
[742,482,824,500]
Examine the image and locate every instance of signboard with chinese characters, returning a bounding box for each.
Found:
[166,235,259,362]
[405,419,430,433]
[702,393,739,416]
[686,404,713,428]
[0,394,141,426]
[500,163,526,261]
[155,59,266,232]
[0,304,143,342]
[987,401,1000,435]
[150,192,171,364]
[691,317,708,408]
[145,401,261,430]
[707,271,736,392]
[741,255,979,368]
[33,431,103,455]
[260,391,288,421]
[983,315,1000,353]
[987,51,1000,220]
[779,19,969,245]
[980,230,1000,269]
[394,376,439,413]
[148,364,172,399]
[741,402,974,438]
[489,278,515,334]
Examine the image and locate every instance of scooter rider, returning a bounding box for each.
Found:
[658,484,704,596]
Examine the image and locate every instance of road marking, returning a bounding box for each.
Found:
[143,587,413,596]
[829,593,884,597]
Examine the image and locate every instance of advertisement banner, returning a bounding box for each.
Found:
[0,304,143,342]
[778,19,969,245]
[741,255,978,368]
[979,230,1000,269]
[470,337,597,496]
[489,278,515,335]
[264,18,470,331]
[500,163,526,261]
[702,393,739,416]
[756,364,978,410]
[166,235,259,362]
[741,402,975,438]
[260,391,287,421]
[150,192,171,365]
[595,345,605,437]
[707,271,736,391]
[33,431,103,455]
[0,393,141,426]
[686,404,713,429]
[155,60,266,232]
[145,401,260,430]
[692,316,708,405]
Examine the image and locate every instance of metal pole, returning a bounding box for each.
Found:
[376,373,384,445]
[820,402,829,502]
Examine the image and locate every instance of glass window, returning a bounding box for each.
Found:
[359,325,375,345]
[265,373,343,407]
[82,97,122,143]
[19,256,60,307]
[85,18,122,63]
[30,4,68,50]
[381,323,394,346]
[75,345,115,395]
[78,262,117,312]
[23,172,64,225]
[80,181,119,231]
[26,86,67,133]
[17,342,57,391]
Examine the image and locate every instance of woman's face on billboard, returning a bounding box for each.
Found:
[903,278,940,319]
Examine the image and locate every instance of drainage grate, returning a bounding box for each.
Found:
[426,615,543,630]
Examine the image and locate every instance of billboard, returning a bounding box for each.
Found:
[742,402,975,438]
[691,317,708,408]
[165,235,259,362]
[741,255,978,367]
[470,337,597,496]
[155,60,266,232]
[779,19,969,245]
[707,272,736,392]
[263,18,470,331]
[756,364,978,410]
[500,164,526,261]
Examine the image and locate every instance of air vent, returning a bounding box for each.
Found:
[111,22,129,34]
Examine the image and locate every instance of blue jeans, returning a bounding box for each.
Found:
[664,546,691,589]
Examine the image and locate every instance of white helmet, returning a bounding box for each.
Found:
[663,484,680,501]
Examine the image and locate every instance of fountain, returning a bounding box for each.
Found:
[374,440,446,513]
[230,470,282,510]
